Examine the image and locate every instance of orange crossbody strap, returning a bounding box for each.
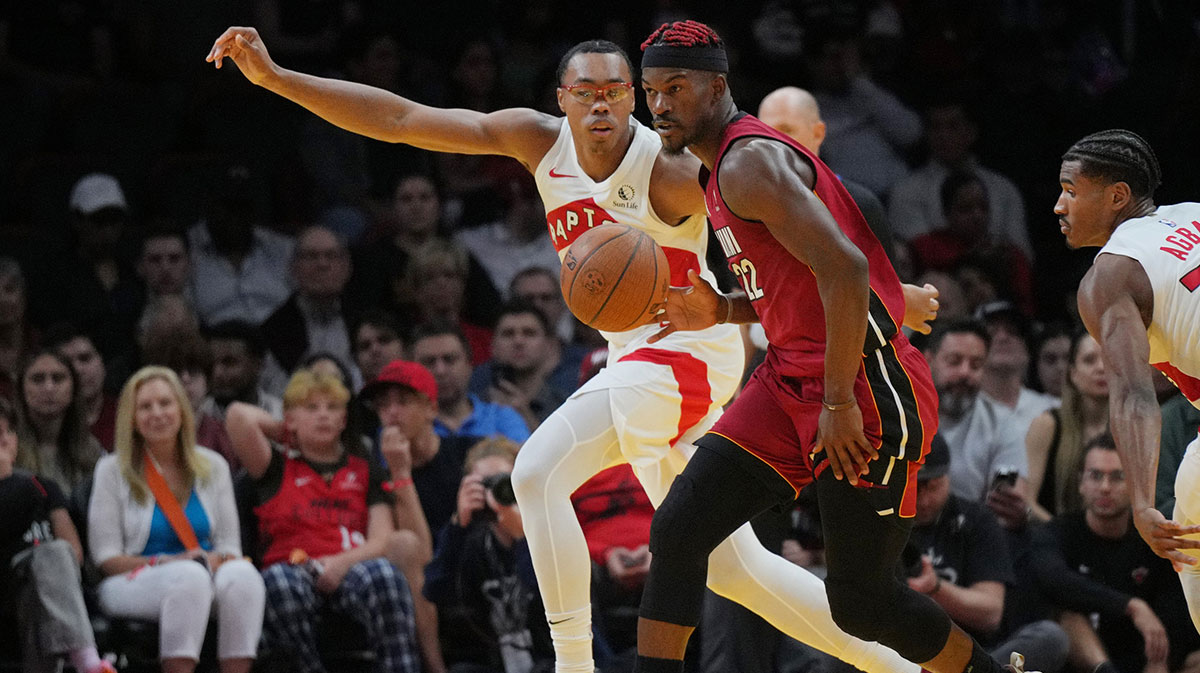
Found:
[143,453,201,551]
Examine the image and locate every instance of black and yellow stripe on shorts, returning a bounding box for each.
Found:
[861,326,926,466]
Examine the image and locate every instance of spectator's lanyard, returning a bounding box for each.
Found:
[143,453,201,551]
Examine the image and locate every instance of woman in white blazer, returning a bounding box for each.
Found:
[88,366,264,673]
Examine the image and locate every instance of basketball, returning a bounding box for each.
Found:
[560,224,671,332]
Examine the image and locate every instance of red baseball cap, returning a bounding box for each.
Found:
[361,360,438,405]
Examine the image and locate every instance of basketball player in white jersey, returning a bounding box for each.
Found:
[207,29,939,672]
[1060,129,1200,629]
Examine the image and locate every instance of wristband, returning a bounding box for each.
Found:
[385,476,414,491]
[822,398,856,412]
[717,294,733,324]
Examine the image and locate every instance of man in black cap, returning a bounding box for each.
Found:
[908,437,1069,672]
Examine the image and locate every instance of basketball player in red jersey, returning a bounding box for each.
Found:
[633,21,1032,673]
[206,28,938,673]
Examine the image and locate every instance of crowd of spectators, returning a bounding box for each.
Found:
[3,1,1200,672]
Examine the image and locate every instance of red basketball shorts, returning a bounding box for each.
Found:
[708,336,939,517]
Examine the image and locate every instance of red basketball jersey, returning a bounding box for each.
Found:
[703,114,906,377]
[255,452,372,567]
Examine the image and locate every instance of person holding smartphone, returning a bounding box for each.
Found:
[468,302,576,432]
[922,320,1033,531]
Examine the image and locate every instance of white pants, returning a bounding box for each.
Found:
[1172,433,1200,631]
[97,558,265,660]
[512,359,917,673]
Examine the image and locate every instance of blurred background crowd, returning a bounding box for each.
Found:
[3,1,1200,673]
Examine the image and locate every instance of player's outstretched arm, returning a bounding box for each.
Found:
[718,138,876,483]
[1078,254,1200,565]
[206,27,556,164]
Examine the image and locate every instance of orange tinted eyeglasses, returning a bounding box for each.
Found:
[559,82,634,104]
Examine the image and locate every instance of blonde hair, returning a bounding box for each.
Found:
[283,370,351,410]
[464,436,521,474]
[115,366,208,503]
[1051,333,1110,514]
[406,239,469,288]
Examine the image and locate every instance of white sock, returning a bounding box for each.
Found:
[546,605,595,673]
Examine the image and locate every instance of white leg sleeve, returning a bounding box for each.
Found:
[512,390,625,673]
[213,559,265,660]
[1172,434,1200,632]
[97,560,214,660]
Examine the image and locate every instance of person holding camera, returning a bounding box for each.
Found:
[425,437,553,673]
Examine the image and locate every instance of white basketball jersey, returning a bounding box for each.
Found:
[1098,202,1200,408]
[534,117,742,367]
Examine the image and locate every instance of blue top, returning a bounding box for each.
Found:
[141,490,212,555]
[434,394,530,442]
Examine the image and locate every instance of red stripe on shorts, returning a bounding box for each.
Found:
[618,347,711,446]
[899,460,921,519]
[1154,361,1200,405]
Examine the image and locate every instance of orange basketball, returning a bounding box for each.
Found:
[560,224,670,332]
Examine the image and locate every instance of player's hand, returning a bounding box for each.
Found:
[812,402,877,485]
[649,269,722,343]
[1128,597,1169,664]
[206,27,277,86]
[380,426,413,478]
[901,282,939,335]
[1133,506,1200,568]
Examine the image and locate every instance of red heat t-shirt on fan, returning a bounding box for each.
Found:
[702,114,906,377]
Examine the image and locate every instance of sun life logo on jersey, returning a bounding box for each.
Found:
[614,184,637,208]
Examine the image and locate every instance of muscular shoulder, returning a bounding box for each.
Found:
[717,138,814,220]
[1078,253,1154,330]
[649,150,705,225]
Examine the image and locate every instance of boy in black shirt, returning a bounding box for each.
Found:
[0,398,114,673]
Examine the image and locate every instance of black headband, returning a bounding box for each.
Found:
[641,44,728,73]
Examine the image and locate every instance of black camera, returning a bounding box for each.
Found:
[481,472,517,507]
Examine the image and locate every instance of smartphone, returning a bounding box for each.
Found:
[991,468,1019,491]
[491,364,517,387]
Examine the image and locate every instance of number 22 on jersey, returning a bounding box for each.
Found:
[715,226,764,300]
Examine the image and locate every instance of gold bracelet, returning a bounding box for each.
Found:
[717,294,734,324]
[821,398,856,412]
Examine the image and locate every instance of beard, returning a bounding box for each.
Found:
[660,133,689,155]
[653,115,692,155]
[936,384,978,420]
